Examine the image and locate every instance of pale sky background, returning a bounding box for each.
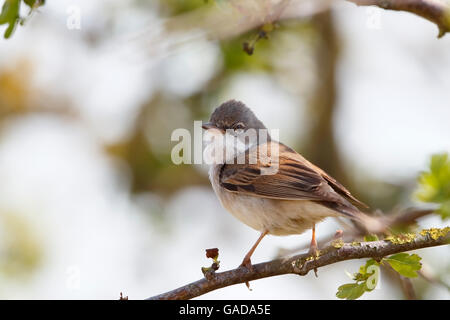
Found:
[0,0,449,299]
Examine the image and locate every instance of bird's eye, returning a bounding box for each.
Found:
[233,122,245,130]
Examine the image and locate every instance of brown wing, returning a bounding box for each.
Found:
[219,142,366,218]
[296,149,369,209]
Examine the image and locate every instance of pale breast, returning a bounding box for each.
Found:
[209,165,339,236]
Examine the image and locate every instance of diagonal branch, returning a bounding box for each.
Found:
[347,0,450,37]
[147,228,449,300]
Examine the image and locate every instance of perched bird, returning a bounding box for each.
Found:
[203,100,383,269]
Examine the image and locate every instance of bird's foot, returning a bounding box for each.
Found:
[240,257,254,271]
[239,258,254,290]
[334,229,343,240]
[308,242,319,277]
[309,231,320,257]
[308,243,320,259]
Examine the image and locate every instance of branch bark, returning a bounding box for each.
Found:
[347,0,450,37]
[147,228,449,300]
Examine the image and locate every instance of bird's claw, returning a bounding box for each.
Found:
[308,244,319,277]
[240,258,254,272]
[240,258,254,290]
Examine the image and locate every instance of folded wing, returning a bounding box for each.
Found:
[219,142,367,218]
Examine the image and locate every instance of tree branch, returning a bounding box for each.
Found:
[347,0,450,37]
[147,228,449,300]
[276,207,437,257]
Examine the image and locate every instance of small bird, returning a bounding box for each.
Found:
[203,100,383,270]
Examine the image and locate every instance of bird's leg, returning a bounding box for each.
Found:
[240,230,268,270]
[309,224,319,277]
[334,229,343,240]
[309,224,319,257]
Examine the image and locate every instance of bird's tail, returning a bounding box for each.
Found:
[335,204,389,235]
[354,211,389,235]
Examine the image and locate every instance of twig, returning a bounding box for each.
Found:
[389,208,435,228]
[419,263,450,291]
[119,0,450,61]
[399,276,417,300]
[147,228,449,300]
[381,262,417,299]
[347,0,450,37]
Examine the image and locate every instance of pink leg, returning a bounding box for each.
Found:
[240,230,268,270]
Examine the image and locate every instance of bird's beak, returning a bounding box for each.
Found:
[202,122,217,130]
[202,122,225,134]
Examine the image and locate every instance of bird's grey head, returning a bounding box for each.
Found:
[203,100,267,133]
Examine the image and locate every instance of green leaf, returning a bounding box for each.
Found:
[437,200,450,219]
[384,253,422,278]
[361,259,378,273]
[0,0,21,39]
[24,0,43,7]
[0,0,45,39]
[336,259,380,300]
[416,153,450,220]
[336,282,366,300]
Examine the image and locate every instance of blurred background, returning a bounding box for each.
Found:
[0,0,449,299]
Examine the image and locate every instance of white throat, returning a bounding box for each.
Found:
[203,130,257,166]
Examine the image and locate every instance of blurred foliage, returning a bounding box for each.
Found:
[156,0,211,16]
[416,153,450,220]
[107,131,206,194]
[105,4,407,214]
[0,212,43,279]
[242,22,278,55]
[106,94,208,194]
[221,35,273,72]
[0,60,33,116]
[0,60,70,124]
[0,0,447,300]
[0,0,425,214]
[0,0,45,38]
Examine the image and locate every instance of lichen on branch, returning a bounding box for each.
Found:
[147,227,449,300]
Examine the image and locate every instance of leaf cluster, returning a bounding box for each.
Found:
[416,153,450,219]
[336,253,422,300]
